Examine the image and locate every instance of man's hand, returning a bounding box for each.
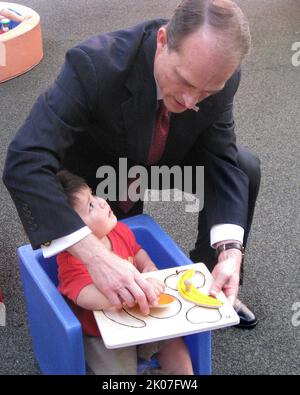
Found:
[68,233,158,315]
[209,248,242,305]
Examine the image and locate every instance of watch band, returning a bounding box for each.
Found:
[215,242,245,258]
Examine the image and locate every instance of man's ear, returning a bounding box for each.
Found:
[156,27,168,52]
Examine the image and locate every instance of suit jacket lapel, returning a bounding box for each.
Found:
[122,28,158,164]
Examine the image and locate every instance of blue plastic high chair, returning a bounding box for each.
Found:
[17,214,211,375]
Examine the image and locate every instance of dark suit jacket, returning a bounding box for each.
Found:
[3,19,249,249]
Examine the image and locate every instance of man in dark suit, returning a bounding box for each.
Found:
[3,0,259,326]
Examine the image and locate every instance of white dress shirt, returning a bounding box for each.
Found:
[42,81,244,258]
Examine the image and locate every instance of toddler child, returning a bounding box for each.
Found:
[56,170,193,375]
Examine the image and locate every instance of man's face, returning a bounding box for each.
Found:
[154,27,239,113]
[73,187,117,240]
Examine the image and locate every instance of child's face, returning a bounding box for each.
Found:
[73,187,117,239]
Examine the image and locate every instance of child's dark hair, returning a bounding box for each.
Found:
[56,170,88,207]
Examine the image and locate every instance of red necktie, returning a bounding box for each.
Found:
[119,101,170,213]
[147,100,170,165]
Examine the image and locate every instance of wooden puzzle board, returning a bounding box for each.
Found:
[93,263,239,349]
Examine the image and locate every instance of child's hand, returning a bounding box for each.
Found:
[146,277,165,298]
[122,278,164,311]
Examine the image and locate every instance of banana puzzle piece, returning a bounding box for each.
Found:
[177,269,223,308]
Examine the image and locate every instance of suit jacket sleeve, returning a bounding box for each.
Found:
[3,47,99,249]
[196,70,249,230]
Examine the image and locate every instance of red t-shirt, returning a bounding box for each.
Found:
[57,222,141,337]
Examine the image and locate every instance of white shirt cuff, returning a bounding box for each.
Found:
[41,226,92,258]
[210,224,244,248]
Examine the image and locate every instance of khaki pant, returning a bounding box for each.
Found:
[83,336,163,375]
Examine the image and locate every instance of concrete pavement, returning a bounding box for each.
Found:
[0,0,299,374]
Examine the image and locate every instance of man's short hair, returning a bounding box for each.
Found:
[56,170,88,207]
[166,0,251,63]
